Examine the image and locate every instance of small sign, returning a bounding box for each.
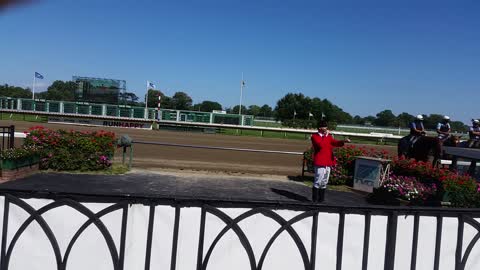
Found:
[212,110,227,114]
[48,117,152,130]
[353,157,390,193]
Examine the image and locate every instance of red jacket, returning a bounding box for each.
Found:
[311,132,345,167]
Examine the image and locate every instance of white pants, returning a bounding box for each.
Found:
[313,166,331,189]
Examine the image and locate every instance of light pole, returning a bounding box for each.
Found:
[239,72,245,115]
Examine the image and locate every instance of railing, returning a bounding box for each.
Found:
[0,125,14,152]
[0,193,479,270]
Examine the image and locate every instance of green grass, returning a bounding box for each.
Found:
[253,121,282,128]
[220,128,310,140]
[0,112,47,122]
[39,163,130,175]
[336,126,408,136]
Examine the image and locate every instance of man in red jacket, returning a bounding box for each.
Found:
[311,120,350,203]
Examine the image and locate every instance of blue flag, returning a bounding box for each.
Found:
[35,72,44,79]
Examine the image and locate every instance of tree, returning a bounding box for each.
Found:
[423,114,444,130]
[146,89,163,108]
[39,80,76,101]
[171,91,192,110]
[0,84,31,98]
[397,112,414,128]
[352,115,365,125]
[363,116,376,125]
[374,110,396,126]
[197,101,222,112]
[275,93,352,126]
[450,121,468,133]
[259,104,273,117]
[275,93,311,121]
[230,105,247,114]
[247,105,261,116]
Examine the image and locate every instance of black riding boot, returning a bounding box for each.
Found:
[312,187,319,203]
[318,188,326,203]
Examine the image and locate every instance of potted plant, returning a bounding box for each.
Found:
[367,175,437,206]
[0,146,39,170]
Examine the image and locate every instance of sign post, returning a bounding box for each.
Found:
[353,157,391,193]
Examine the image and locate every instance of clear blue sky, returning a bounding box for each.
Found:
[1,0,479,123]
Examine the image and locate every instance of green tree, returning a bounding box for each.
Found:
[38,80,76,101]
[275,93,352,126]
[374,110,397,126]
[450,121,468,133]
[146,89,163,108]
[247,105,261,116]
[275,93,311,121]
[352,115,365,125]
[230,105,247,114]
[397,112,414,128]
[0,84,31,98]
[197,101,222,112]
[171,91,192,110]
[363,116,376,125]
[259,104,273,117]
[423,114,444,130]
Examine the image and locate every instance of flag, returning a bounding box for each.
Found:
[35,72,44,79]
[309,112,314,117]
[147,81,155,89]
[321,112,326,119]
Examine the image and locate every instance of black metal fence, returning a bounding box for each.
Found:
[0,126,14,152]
[0,193,479,270]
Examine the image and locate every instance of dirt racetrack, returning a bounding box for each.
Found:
[1,120,397,176]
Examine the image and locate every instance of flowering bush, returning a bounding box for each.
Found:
[376,175,437,204]
[0,146,39,161]
[24,126,116,171]
[391,157,480,207]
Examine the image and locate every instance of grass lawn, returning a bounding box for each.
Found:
[253,121,282,128]
[0,112,47,122]
[39,163,130,175]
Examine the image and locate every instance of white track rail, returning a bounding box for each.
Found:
[2,109,402,141]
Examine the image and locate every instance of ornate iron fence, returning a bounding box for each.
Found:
[0,126,14,152]
[0,192,479,270]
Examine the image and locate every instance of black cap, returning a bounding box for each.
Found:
[318,120,328,128]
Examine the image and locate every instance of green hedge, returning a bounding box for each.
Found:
[24,126,116,171]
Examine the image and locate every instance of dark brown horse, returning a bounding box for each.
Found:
[398,135,442,165]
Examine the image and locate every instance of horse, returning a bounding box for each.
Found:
[398,135,442,165]
[440,135,462,161]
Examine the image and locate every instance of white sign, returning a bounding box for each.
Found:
[212,110,226,114]
[48,117,152,130]
[353,157,390,193]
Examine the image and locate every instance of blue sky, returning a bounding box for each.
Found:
[1,0,479,123]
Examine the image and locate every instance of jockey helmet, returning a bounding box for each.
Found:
[416,114,424,120]
[443,115,450,120]
[473,119,480,124]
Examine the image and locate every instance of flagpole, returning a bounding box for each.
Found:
[145,81,148,110]
[32,73,36,100]
[239,72,243,115]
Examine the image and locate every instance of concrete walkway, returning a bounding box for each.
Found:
[0,170,370,207]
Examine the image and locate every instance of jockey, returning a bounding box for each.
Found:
[409,114,425,147]
[468,119,480,148]
[436,115,451,143]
